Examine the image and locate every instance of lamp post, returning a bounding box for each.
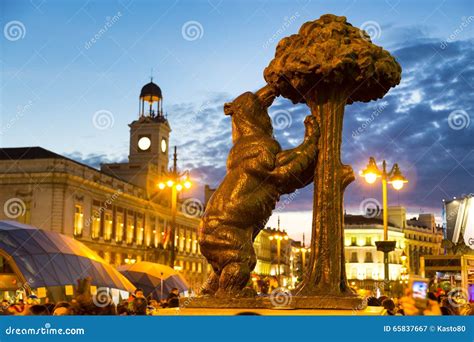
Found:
[157,146,192,268]
[400,251,409,285]
[269,219,289,287]
[360,157,408,294]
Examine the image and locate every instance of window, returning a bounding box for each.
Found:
[0,256,14,274]
[149,217,156,247]
[103,212,113,241]
[365,236,372,246]
[351,236,357,246]
[198,263,202,273]
[16,200,31,224]
[350,268,357,279]
[365,252,373,263]
[91,208,101,239]
[136,216,144,246]
[192,233,197,254]
[115,211,124,243]
[366,268,373,279]
[126,213,135,245]
[192,262,196,272]
[115,253,123,266]
[186,231,191,252]
[350,252,358,263]
[74,205,84,237]
[103,251,111,264]
[179,229,185,252]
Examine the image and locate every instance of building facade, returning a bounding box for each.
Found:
[344,206,444,291]
[0,81,208,291]
[344,215,406,289]
[443,195,474,255]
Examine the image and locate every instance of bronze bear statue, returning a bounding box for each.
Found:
[198,85,319,297]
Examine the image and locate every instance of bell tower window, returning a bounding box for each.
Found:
[139,78,163,118]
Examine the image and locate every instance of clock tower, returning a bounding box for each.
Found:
[129,80,170,172]
[101,79,171,195]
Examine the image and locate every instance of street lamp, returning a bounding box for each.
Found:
[360,157,408,293]
[157,146,192,268]
[124,256,136,265]
[400,251,409,285]
[298,246,310,277]
[269,223,289,287]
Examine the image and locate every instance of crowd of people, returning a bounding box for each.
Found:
[1,277,472,316]
[366,290,473,316]
[0,279,182,316]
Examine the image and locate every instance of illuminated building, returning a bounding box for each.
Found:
[0,81,208,291]
[443,195,474,253]
[344,206,443,289]
[253,229,272,276]
[252,227,294,289]
[344,215,405,288]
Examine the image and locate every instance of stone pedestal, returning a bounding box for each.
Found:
[181,294,366,311]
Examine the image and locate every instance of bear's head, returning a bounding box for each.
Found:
[224,92,273,143]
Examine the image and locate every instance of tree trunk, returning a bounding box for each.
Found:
[296,90,355,296]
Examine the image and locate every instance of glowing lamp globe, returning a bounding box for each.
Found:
[364,173,378,184]
[391,180,404,190]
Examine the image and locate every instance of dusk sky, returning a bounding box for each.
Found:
[1,0,473,241]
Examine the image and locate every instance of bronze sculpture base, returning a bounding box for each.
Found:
[180,295,366,310]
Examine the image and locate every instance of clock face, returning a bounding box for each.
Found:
[161,138,167,153]
[138,136,151,151]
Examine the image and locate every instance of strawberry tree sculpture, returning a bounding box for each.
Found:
[264,14,401,298]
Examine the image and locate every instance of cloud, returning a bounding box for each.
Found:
[64,151,126,169]
[168,38,474,217]
[66,38,473,220]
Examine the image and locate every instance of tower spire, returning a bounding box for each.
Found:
[277,216,280,230]
[173,146,177,174]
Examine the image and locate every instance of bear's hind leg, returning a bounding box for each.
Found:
[200,270,219,296]
[216,262,251,298]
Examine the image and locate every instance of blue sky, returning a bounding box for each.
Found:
[1,0,473,240]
